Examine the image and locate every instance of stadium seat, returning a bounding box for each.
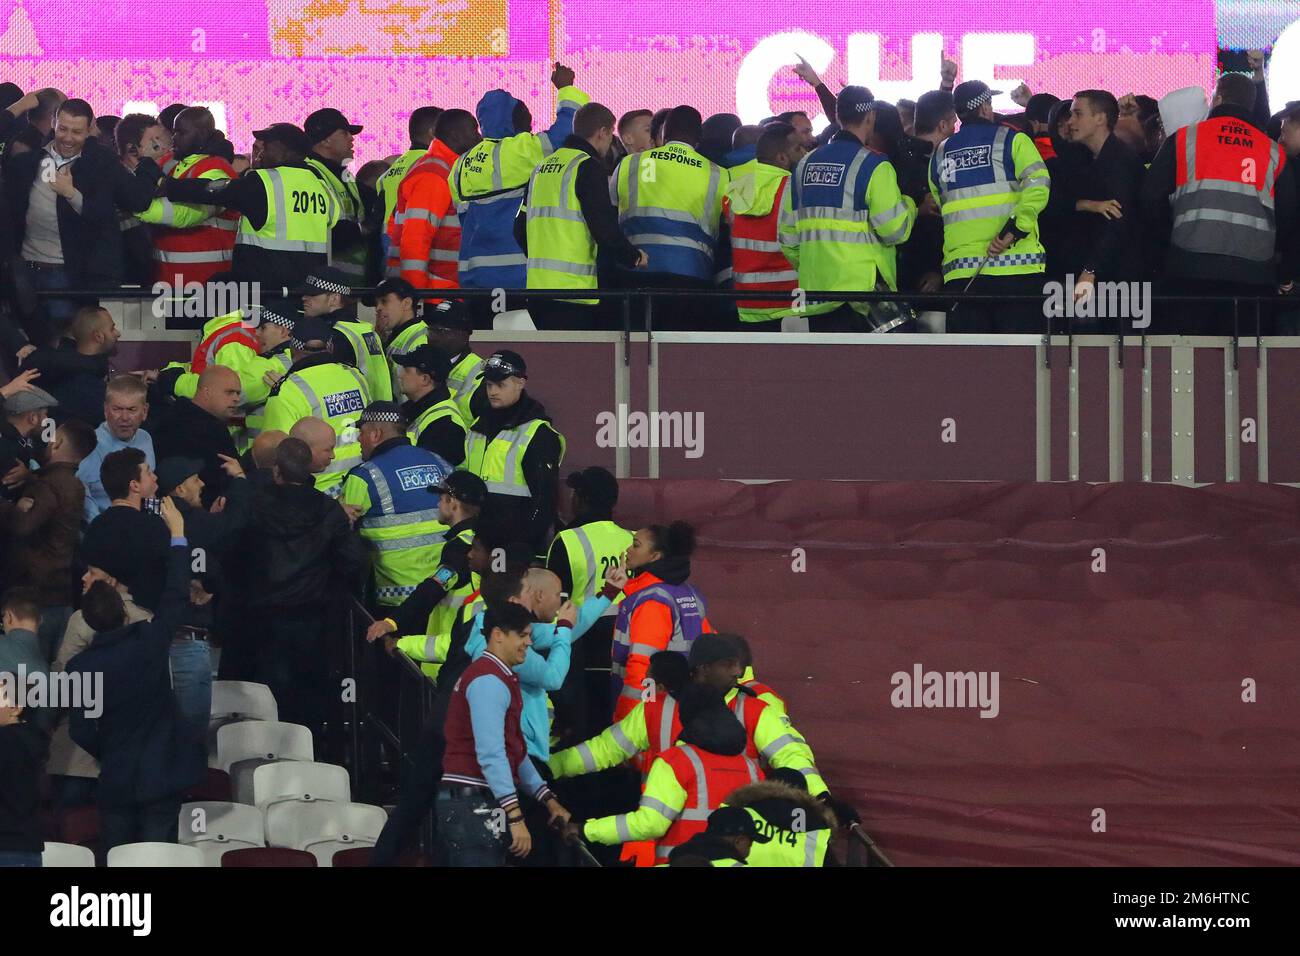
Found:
[252,761,351,813]
[216,720,313,773]
[42,842,96,868]
[208,681,280,766]
[178,802,266,866]
[265,802,388,867]
[184,768,233,802]
[106,842,205,867]
[331,846,373,867]
[221,847,317,868]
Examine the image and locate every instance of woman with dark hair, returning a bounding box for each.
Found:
[610,520,714,720]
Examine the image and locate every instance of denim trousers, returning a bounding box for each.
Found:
[434,788,511,867]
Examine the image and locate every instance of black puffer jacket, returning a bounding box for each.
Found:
[241,481,365,611]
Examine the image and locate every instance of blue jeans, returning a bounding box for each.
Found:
[434,788,510,867]
[170,639,212,753]
[0,852,42,867]
[25,261,77,339]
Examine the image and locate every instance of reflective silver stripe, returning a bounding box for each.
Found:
[370,533,445,552]
[734,270,798,284]
[625,205,708,226]
[403,207,432,223]
[618,684,641,700]
[154,198,178,225]
[156,248,233,263]
[1172,208,1272,230]
[797,766,821,780]
[610,723,639,757]
[400,259,426,271]
[364,506,443,529]
[331,454,363,474]
[655,846,674,860]
[288,373,323,417]
[575,742,598,773]
[526,257,596,276]
[869,200,909,228]
[943,181,1010,202]
[991,126,1010,185]
[429,247,459,262]
[942,203,1016,224]
[569,526,599,601]
[639,795,679,820]
[1264,142,1280,200]
[840,151,869,212]
[676,744,711,813]
[795,227,878,244]
[629,642,662,658]
[622,232,714,255]
[209,216,239,232]
[796,204,871,222]
[1173,178,1275,210]
[804,828,821,867]
[744,756,759,783]
[701,164,721,237]
[461,253,527,269]
[760,733,800,760]
[626,152,642,215]
[489,142,505,191]
[236,234,329,253]
[528,205,586,223]
[733,692,746,731]
[359,461,395,515]
[1019,160,1047,178]
[537,132,554,156]
[732,236,781,252]
[659,698,677,751]
[615,815,633,842]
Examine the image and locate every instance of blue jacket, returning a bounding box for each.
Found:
[465,595,610,760]
[77,423,155,522]
[67,542,205,808]
[722,144,757,169]
[452,88,585,289]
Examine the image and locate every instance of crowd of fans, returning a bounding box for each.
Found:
[0,50,1296,867]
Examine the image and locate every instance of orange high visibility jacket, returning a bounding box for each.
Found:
[653,744,762,864]
[725,170,798,317]
[387,139,462,290]
[149,152,240,285]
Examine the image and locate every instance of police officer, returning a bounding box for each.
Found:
[163,122,338,291]
[394,344,468,465]
[364,470,485,652]
[613,105,729,331]
[463,350,564,553]
[424,300,486,423]
[238,300,298,450]
[928,80,1051,332]
[372,276,425,397]
[779,86,917,332]
[517,102,645,330]
[301,266,393,402]
[340,401,453,609]
[260,314,371,497]
[546,466,633,739]
[304,107,368,282]
[450,62,590,310]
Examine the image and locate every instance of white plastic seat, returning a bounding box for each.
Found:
[215,720,313,773]
[210,681,279,723]
[106,842,204,867]
[264,802,388,867]
[178,801,266,849]
[492,309,536,331]
[42,842,95,868]
[252,761,351,813]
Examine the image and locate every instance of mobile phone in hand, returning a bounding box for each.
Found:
[142,497,163,516]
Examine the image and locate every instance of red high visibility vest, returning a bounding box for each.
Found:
[153,153,241,285]
[726,176,798,312]
[1172,115,1283,264]
[1033,135,1056,161]
[190,314,258,374]
[654,744,762,864]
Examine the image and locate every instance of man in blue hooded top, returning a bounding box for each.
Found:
[448,62,590,292]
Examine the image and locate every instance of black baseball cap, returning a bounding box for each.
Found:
[395,343,452,380]
[303,267,354,297]
[251,122,313,155]
[567,466,619,509]
[157,457,203,495]
[430,470,488,507]
[350,401,407,429]
[688,633,742,670]
[424,299,473,331]
[1025,93,1061,124]
[954,80,1002,114]
[482,350,527,382]
[375,277,417,302]
[705,806,772,843]
[304,107,363,144]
